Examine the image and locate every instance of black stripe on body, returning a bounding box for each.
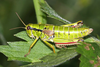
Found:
[28,26,42,32]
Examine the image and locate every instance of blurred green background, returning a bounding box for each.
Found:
[0,0,100,67]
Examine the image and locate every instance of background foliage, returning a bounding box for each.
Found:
[0,0,100,67]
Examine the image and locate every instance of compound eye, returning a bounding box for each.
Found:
[27,26,30,30]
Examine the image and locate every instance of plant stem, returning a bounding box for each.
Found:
[33,0,47,24]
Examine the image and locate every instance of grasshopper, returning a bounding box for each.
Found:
[15,13,93,57]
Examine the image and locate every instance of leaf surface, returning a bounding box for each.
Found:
[0,31,59,62]
[76,42,100,67]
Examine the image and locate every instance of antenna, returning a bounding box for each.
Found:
[15,12,26,26]
[10,27,25,30]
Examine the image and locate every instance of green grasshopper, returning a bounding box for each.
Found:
[15,13,93,57]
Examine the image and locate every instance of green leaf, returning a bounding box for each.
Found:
[85,37,100,46]
[76,42,100,67]
[0,31,59,62]
[40,1,71,24]
[21,48,78,67]
[33,0,47,24]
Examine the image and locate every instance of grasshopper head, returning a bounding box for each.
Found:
[25,23,34,38]
[25,23,33,30]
